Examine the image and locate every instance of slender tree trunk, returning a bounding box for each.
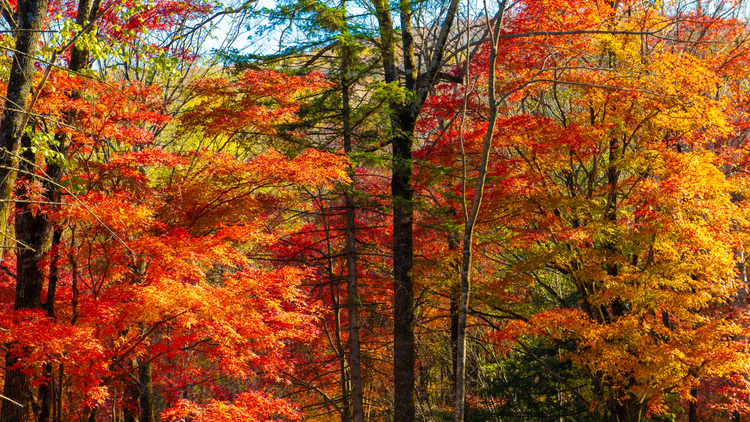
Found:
[54,364,63,422]
[37,363,53,422]
[447,231,460,403]
[37,175,63,422]
[453,8,505,422]
[123,380,138,422]
[731,237,747,422]
[342,37,365,422]
[328,257,350,421]
[688,387,698,422]
[449,279,459,401]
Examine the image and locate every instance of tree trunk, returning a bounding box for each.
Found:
[392,116,417,422]
[689,387,698,422]
[36,186,63,422]
[0,135,49,422]
[0,0,50,254]
[1,350,33,422]
[139,360,154,422]
[369,0,461,418]
[370,1,414,419]
[453,8,505,421]
[123,380,139,422]
[36,363,53,422]
[449,280,459,401]
[447,231,460,403]
[329,258,350,421]
[54,364,63,422]
[342,38,365,422]
[86,407,97,422]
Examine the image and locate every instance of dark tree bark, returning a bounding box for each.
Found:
[391,116,418,422]
[369,0,460,419]
[0,0,50,253]
[139,360,155,422]
[341,36,365,422]
[86,407,97,422]
[449,276,459,399]
[123,378,139,422]
[0,134,49,422]
[54,364,63,422]
[0,350,33,422]
[36,363,53,422]
[689,387,698,422]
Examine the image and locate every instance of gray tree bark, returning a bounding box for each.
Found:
[453,8,505,420]
[139,360,154,422]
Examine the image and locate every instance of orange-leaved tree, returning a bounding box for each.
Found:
[0,50,349,422]
[418,0,750,420]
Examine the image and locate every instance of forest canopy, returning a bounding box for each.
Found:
[1,0,750,421]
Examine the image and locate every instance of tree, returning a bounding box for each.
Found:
[369,0,462,418]
[0,3,351,421]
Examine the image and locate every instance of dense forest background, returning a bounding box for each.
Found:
[0,0,750,421]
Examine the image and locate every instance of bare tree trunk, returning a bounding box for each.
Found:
[1,350,33,422]
[342,37,365,422]
[0,134,49,422]
[54,364,63,422]
[453,7,505,422]
[449,280,459,401]
[36,363,53,422]
[688,387,698,422]
[123,376,139,422]
[86,407,97,422]
[447,231,460,403]
[732,240,747,422]
[392,127,417,422]
[330,262,350,422]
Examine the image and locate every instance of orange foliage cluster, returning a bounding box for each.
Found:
[0,7,348,417]
[414,0,750,419]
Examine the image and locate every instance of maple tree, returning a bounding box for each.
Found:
[0,3,352,422]
[1,63,349,420]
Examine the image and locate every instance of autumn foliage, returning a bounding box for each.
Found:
[412,0,750,419]
[4,0,750,421]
